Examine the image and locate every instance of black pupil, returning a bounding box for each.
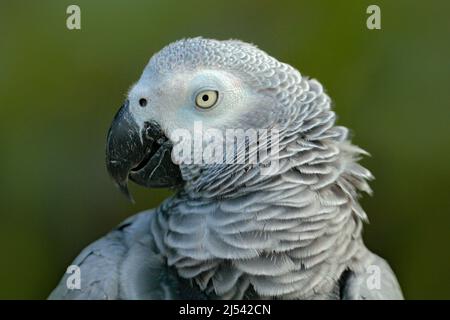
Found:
[139,98,147,107]
[202,94,209,102]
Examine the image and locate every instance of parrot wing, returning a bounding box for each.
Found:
[48,210,206,300]
[341,253,404,300]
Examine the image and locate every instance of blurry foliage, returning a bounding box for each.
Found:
[0,0,449,299]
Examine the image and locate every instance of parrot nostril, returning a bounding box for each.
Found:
[139,98,148,107]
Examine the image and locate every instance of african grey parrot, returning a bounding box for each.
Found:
[49,38,403,300]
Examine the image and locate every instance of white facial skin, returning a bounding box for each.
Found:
[127,68,275,141]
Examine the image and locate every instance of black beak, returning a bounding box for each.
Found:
[105,100,183,201]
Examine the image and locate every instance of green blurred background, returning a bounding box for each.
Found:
[0,0,449,299]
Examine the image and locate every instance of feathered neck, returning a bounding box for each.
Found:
[151,119,373,299]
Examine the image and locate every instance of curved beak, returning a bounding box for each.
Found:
[105,100,183,201]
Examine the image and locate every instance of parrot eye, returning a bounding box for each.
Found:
[195,90,219,109]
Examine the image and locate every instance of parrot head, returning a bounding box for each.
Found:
[106,38,318,200]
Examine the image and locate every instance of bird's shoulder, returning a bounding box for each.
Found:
[48,210,205,300]
[340,251,404,300]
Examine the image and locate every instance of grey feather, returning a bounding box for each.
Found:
[341,253,404,300]
[48,212,207,300]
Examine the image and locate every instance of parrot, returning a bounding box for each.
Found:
[49,37,403,300]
